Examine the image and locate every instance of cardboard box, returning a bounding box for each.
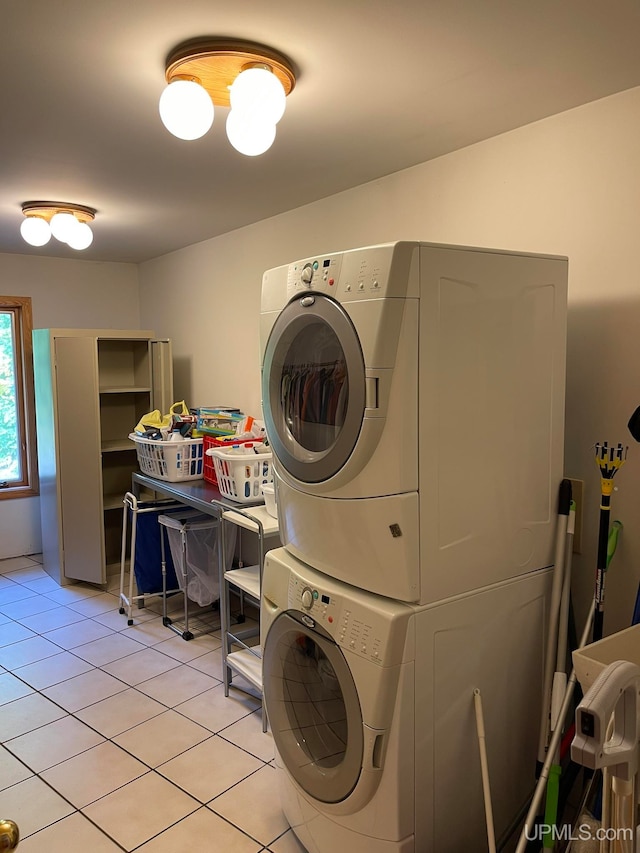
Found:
[196,408,244,436]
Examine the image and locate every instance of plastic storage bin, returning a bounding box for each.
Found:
[202,434,219,485]
[573,623,640,694]
[262,483,277,518]
[210,446,273,503]
[129,433,204,482]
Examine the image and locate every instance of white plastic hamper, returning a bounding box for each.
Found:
[209,446,273,503]
[129,433,204,482]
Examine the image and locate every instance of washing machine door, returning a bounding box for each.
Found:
[262,293,366,483]
[263,611,364,804]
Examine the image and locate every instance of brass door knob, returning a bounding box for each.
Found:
[0,820,19,850]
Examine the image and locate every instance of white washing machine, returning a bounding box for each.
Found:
[260,241,568,603]
[262,547,551,853]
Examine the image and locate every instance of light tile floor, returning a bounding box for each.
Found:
[0,555,306,852]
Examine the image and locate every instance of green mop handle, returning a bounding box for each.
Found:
[607,520,622,568]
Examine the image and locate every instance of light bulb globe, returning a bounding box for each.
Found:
[66,221,93,250]
[159,79,214,140]
[230,67,286,125]
[20,216,51,247]
[226,111,276,157]
[50,212,77,243]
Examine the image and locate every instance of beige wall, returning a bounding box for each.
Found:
[5,85,639,636]
[1,253,139,558]
[140,85,640,636]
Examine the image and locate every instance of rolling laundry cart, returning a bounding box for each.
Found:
[158,508,236,640]
[119,491,184,625]
[219,503,280,730]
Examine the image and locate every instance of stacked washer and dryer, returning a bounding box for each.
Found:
[259,241,568,852]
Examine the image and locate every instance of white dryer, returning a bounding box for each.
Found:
[260,241,567,603]
[262,546,551,853]
[261,242,419,498]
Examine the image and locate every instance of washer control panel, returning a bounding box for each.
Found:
[288,574,393,664]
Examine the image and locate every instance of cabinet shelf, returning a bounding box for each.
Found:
[99,385,152,394]
[103,492,127,511]
[102,439,136,453]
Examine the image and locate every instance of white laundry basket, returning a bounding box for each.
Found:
[208,445,273,503]
[129,433,204,481]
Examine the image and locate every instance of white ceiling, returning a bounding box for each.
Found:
[2,0,640,264]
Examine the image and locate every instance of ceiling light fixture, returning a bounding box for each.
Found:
[20,202,96,251]
[159,38,296,155]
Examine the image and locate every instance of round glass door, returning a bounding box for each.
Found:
[262,294,366,483]
[263,612,364,803]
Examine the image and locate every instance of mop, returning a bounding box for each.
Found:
[568,521,624,853]
[542,497,577,849]
[515,601,596,853]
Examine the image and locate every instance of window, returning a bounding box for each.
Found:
[0,296,38,498]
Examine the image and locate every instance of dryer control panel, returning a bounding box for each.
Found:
[287,254,343,295]
[287,572,404,666]
[285,244,406,303]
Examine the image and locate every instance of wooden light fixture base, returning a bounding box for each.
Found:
[164,38,296,108]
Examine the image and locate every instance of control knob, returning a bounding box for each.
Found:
[301,587,314,610]
[300,264,314,287]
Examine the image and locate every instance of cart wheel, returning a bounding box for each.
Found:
[162,617,172,626]
[182,631,194,641]
[127,619,133,626]
[119,607,125,614]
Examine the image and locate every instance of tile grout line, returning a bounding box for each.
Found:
[1,564,276,851]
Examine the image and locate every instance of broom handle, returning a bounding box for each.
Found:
[538,479,572,766]
[474,689,497,853]
[593,492,611,642]
[516,600,596,853]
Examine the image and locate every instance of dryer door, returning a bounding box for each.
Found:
[262,293,366,483]
[263,611,364,804]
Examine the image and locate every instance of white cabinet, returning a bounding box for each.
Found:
[33,329,172,586]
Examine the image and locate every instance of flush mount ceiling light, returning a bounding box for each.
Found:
[20,202,96,251]
[159,38,296,155]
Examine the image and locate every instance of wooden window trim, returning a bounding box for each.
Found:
[0,296,39,499]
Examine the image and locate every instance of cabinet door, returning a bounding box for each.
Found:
[54,337,105,583]
[151,339,173,412]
